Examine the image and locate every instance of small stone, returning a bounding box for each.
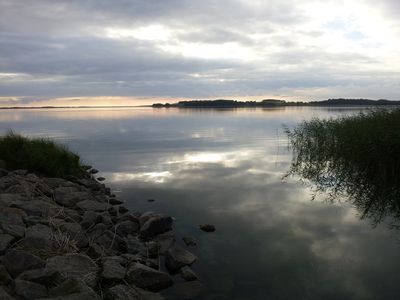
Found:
[182,236,197,247]
[14,279,48,299]
[180,266,198,281]
[126,262,173,292]
[165,246,197,273]
[108,206,118,216]
[90,168,99,174]
[147,199,155,202]
[82,165,92,171]
[49,277,100,299]
[97,177,105,181]
[199,224,216,232]
[118,206,129,213]
[1,224,25,239]
[0,207,26,226]
[3,249,45,277]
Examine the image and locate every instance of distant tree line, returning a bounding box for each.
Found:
[152,98,400,108]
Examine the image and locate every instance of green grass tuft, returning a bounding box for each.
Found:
[0,131,83,178]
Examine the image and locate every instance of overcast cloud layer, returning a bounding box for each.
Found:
[0,0,400,106]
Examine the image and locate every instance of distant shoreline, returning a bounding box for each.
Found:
[0,105,148,110]
[152,99,400,108]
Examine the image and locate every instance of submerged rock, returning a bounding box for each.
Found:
[165,245,197,273]
[126,262,173,292]
[182,236,197,247]
[199,224,216,232]
[180,266,198,281]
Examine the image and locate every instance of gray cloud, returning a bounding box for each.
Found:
[0,0,399,103]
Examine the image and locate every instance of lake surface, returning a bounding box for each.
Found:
[1,106,400,300]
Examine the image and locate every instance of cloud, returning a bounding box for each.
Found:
[0,0,399,105]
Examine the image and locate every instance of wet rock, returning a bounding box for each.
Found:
[18,268,63,286]
[0,287,14,300]
[115,220,139,237]
[76,200,111,212]
[140,214,173,238]
[76,178,103,191]
[108,206,118,216]
[90,168,99,174]
[97,177,105,181]
[165,246,197,273]
[101,259,126,281]
[153,231,175,254]
[180,266,198,281]
[0,265,12,285]
[82,165,92,171]
[106,285,164,300]
[118,205,129,213]
[14,279,48,299]
[0,234,15,254]
[110,198,124,205]
[182,236,197,247]
[46,254,99,287]
[3,249,45,277]
[87,223,107,239]
[126,262,173,292]
[199,224,216,232]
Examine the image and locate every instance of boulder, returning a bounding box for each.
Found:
[59,222,88,248]
[180,266,198,281]
[80,211,102,229]
[3,249,45,277]
[182,236,197,247]
[14,279,48,299]
[106,285,164,300]
[54,187,92,207]
[110,198,124,205]
[153,231,175,254]
[199,224,216,232]
[47,277,100,300]
[0,265,12,285]
[18,268,63,286]
[126,262,173,292]
[165,246,197,273]
[101,259,126,281]
[1,223,25,239]
[125,236,146,255]
[96,230,127,254]
[0,207,26,226]
[0,234,14,254]
[115,220,139,237]
[140,214,173,238]
[76,200,111,212]
[46,254,98,287]
[0,287,14,300]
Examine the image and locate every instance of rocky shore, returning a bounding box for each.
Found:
[0,166,199,299]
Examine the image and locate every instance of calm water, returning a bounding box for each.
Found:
[1,107,400,300]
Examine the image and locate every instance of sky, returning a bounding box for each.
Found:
[0,0,400,107]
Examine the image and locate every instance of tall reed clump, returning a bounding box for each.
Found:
[286,108,400,226]
[0,132,83,178]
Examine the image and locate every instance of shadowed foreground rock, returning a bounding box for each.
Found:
[0,167,199,299]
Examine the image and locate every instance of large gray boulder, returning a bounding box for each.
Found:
[46,254,99,287]
[126,262,173,292]
[17,268,64,286]
[101,258,126,281]
[115,220,139,237]
[3,249,45,277]
[54,187,92,207]
[46,277,100,300]
[165,246,197,273]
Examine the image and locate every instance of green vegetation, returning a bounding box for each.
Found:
[0,132,83,178]
[286,109,400,227]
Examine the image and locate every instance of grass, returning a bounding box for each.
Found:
[286,108,400,226]
[0,131,83,178]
